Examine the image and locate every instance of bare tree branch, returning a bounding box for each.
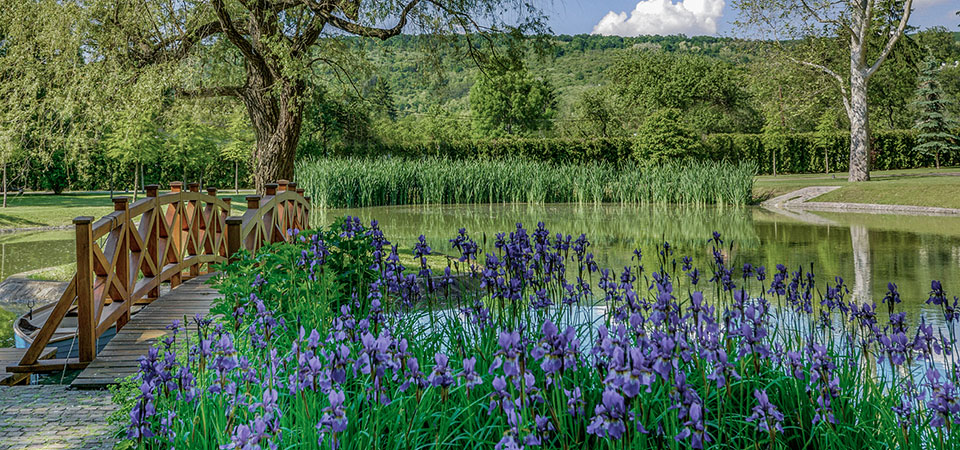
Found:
[210,0,263,65]
[866,0,913,78]
[789,56,852,115]
[799,0,856,40]
[176,86,243,98]
[323,0,422,40]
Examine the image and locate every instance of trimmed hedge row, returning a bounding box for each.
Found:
[330,130,957,175]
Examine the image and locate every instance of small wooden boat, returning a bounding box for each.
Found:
[13,300,143,359]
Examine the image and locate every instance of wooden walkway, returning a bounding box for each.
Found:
[71,274,220,389]
[0,348,56,385]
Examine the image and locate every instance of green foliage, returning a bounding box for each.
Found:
[608,50,762,134]
[469,63,557,137]
[295,157,756,209]
[323,129,951,178]
[814,110,843,173]
[912,56,960,168]
[632,109,705,165]
[572,88,618,138]
[212,221,375,328]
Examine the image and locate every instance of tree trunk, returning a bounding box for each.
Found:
[2,163,6,209]
[132,163,139,202]
[235,160,239,194]
[847,64,871,182]
[242,76,305,192]
[845,37,870,181]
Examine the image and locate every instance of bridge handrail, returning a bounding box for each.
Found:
[16,180,310,369]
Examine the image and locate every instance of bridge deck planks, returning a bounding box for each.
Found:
[0,348,57,385]
[71,274,219,389]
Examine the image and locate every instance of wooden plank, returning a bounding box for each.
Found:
[1,348,58,385]
[72,274,219,389]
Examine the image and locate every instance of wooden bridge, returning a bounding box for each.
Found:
[2,180,310,387]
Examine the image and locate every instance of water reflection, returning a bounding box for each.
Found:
[850,224,872,303]
[320,204,960,332]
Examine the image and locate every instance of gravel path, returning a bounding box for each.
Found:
[0,385,117,450]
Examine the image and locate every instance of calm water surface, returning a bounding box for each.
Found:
[0,230,75,346]
[3,205,960,347]
[316,204,960,332]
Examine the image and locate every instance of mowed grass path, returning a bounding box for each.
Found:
[0,191,253,231]
[753,167,960,208]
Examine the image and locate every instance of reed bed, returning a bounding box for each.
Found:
[295,157,756,208]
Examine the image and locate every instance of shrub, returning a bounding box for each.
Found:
[632,108,705,165]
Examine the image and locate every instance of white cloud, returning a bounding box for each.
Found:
[591,0,726,36]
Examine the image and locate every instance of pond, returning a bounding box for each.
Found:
[314,204,960,333]
[3,204,960,347]
[0,230,75,347]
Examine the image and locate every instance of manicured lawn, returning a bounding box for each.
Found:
[0,191,253,230]
[813,174,960,209]
[753,167,960,207]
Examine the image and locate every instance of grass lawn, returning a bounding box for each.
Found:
[753,167,960,207]
[0,191,253,231]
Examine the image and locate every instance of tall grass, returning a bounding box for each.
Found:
[295,157,756,208]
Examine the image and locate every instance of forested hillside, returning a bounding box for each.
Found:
[298,31,960,154]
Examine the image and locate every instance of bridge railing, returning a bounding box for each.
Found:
[15,180,310,371]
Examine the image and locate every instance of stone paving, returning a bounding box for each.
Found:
[0,386,117,450]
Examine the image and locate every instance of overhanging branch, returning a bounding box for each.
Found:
[323,0,422,40]
[176,86,243,98]
[866,0,914,79]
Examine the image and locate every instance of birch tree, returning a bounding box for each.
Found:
[733,0,914,181]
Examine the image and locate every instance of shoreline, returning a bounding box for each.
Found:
[761,186,960,217]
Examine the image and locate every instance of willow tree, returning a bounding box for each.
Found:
[733,0,914,181]
[95,0,543,190]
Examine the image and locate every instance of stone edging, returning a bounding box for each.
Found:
[761,186,960,217]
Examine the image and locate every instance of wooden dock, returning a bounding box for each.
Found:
[0,347,57,385]
[71,274,220,389]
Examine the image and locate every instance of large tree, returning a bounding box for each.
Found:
[94,0,543,190]
[733,0,914,181]
[470,61,556,137]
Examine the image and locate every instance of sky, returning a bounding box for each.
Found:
[536,0,960,37]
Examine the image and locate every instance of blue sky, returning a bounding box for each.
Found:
[537,0,959,37]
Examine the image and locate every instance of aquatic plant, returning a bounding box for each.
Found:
[117,219,960,449]
[295,157,756,211]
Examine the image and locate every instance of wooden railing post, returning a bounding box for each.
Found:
[245,195,261,252]
[202,187,218,273]
[74,216,96,363]
[246,195,261,210]
[304,195,311,229]
[169,182,183,288]
[226,217,242,262]
[113,197,131,330]
[277,180,289,192]
[187,183,200,278]
[294,186,305,230]
[221,197,232,258]
[146,185,160,299]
